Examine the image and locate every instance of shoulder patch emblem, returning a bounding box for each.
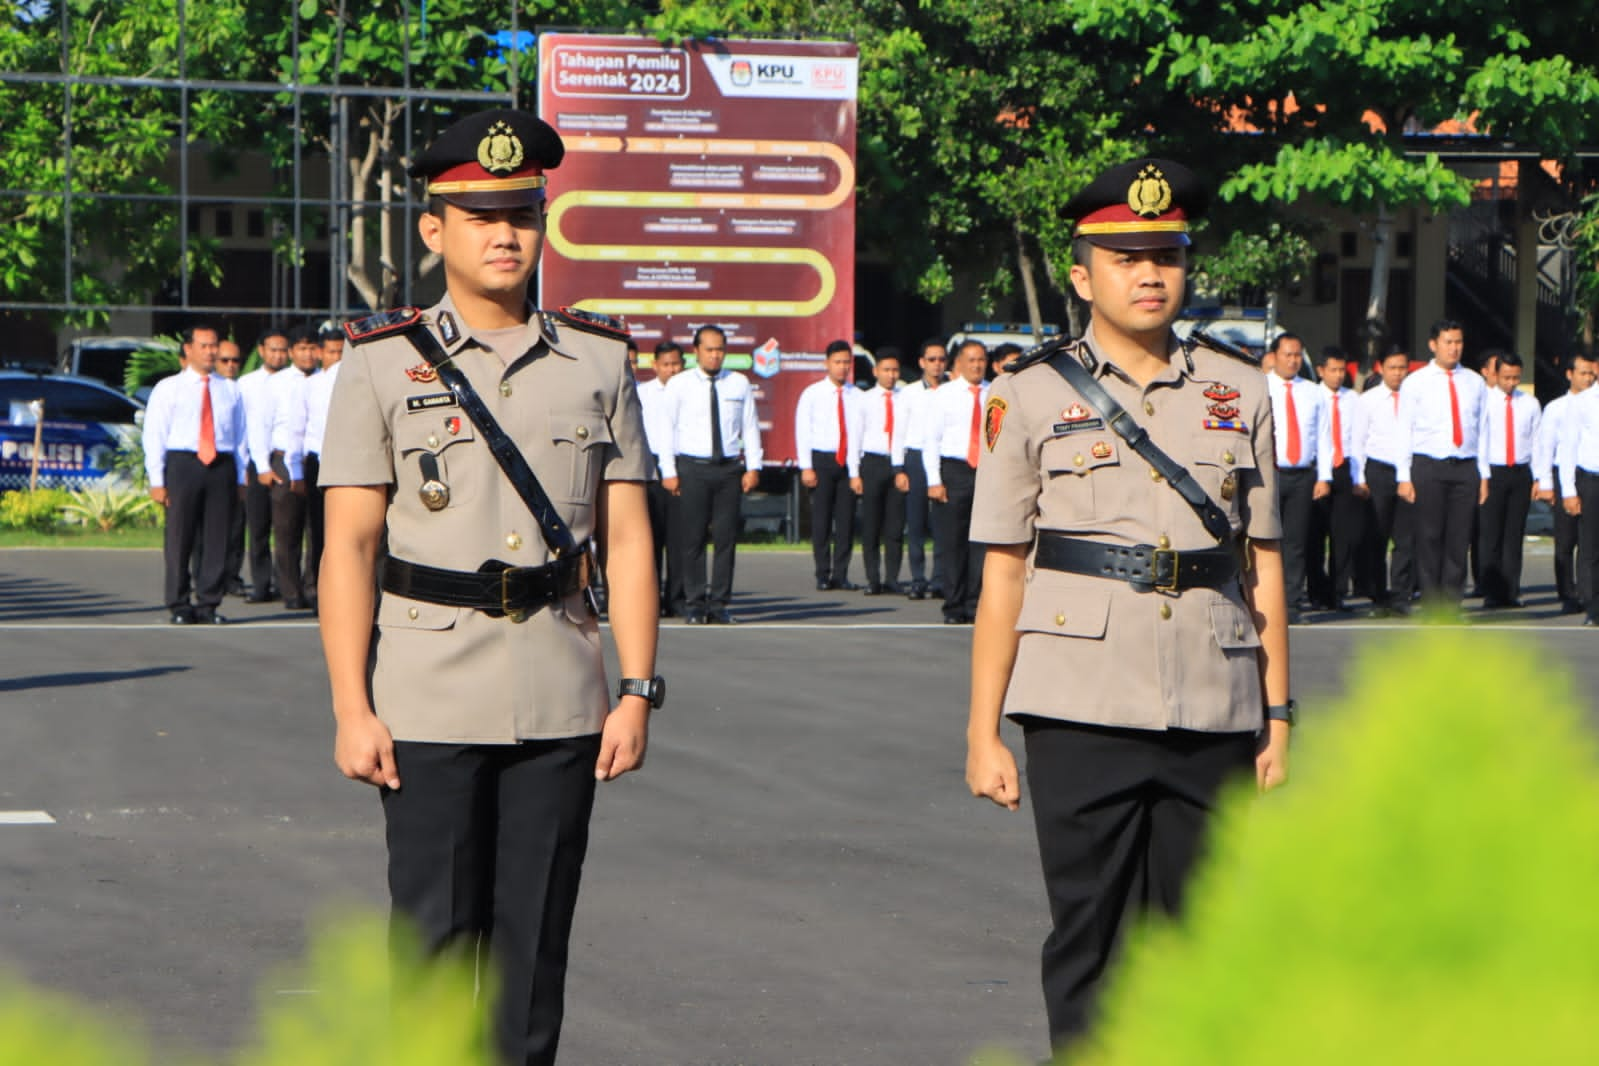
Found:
[549,306,631,342]
[984,396,1008,451]
[344,307,423,345]
[437,309,460,346]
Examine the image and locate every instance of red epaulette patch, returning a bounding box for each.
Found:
[344,307,424,346]
[549,306,630,342]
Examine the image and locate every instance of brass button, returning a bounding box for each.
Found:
[1054,612,1066,626]
[507,608,528,623]
[1157,534,1171,549]
[1159,602,1173,620]
[499,381,513,397]
[576,425,590,440]
[506,532,523,551]
[407,606,419,620]
[1234,622,1245,639]
[1149,468,1163,482]
[1143,400,1155,416]
[1223,451,1236,465]
[1073,454,1085,467]
[425,434,440,449]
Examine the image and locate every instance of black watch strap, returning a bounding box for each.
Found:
[619,676,665,709]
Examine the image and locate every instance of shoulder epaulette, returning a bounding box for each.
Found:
[548,306,630,343]
[1186,328,1262,368]
[344,307,424,346]
[1003,336,1079,374]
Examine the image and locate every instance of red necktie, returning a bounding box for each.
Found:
[1505,392,1515,465]
[835,387,847,466]
[1447,369,1463,448]
[884,391,894,445]
[1330,391,1344,468]
[1392,390,1399,416]
[966,384,982,468]
[198,376,217,466]
[1284,382,1301,466]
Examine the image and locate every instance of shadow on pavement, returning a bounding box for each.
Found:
[722,593,909,623]
[0,664,190,693]
[0,571,149,622]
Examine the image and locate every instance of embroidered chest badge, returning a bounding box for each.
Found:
[1061,402,1094,422]
[445,416,461,436]
[1203,383,1240,403]
[405,362,438,383]
[1090,441,1112,459]
[984,397,1008,451]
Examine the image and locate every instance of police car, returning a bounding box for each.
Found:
[0,369,143,491]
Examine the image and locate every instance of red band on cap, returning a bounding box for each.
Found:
[431,160,544,187]
[1076,203,1189,234]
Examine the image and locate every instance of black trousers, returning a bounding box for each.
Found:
[935,458,983,617]
[163,451,236,613]
[1411,455,1479,604]
[1477,463,1533,604]
[304,452,324,601]
[244,461,275,596]
[1553,491,1584,605]
[674,457,743,612]
[808,450,856,584]
[857,452,905,587]
[224,475,246,588]
[269,450,308,603]
[646,476,683,614]
[1360,459,1415,607]
[1578,471,1599,621]
[904,448,941,586]
[1308,461,1362,606]
[1021,719,1255,1052]
[384,736,601,1066]
[1276,467,1315,605]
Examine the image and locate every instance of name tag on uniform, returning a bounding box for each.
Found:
[406,392,459,412]
[1050,418,1105,436]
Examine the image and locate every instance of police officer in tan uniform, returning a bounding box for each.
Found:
[963,159,1292,1056]
[317,109,661,1066]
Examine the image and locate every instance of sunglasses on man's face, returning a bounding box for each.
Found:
[218,358,240,365]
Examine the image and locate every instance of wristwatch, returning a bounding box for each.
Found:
[618,675,666,709]
[1266,699,1296,725]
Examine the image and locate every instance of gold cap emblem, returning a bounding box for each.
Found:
[477,121,525,175]
[1127,164,1173,219]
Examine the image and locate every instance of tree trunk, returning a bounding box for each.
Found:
[1364,200,1394,366]
[1014,219,1044,339]
[344,103,383,311]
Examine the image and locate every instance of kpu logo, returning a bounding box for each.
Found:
[730,60,752,86]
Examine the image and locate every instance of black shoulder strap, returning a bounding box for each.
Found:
[398,322,579,557]
[1043,343,1234,543]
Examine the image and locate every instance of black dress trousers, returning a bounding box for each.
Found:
[1577,471,1599,622]
[936,458,983,618]
[162,450,236,614]
[1553,493,1584,606]
[904,447,940,586]
[1275,466,1315,606]
[857,452,905,587]
[646,476,683,614]
[384,736,601,1066]
[269,450,309,603]
[244,460,275,596]
[1021,718,1255,1053]
[808,449,856,585]
[1307,461,1362,606]
[673,456,743,612]
[1477,463,1533,604]
[303,452,325,601]
[1361,459,1415,608]
[1411,455,1479,604]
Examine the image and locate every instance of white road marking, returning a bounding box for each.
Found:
[0,810,56,824]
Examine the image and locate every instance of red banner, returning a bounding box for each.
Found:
[537,33,858,465]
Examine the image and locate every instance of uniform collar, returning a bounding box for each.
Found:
[1080,322,1185,387]
[426,292,551,361]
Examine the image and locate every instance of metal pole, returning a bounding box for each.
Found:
[59,4,72,309]
[292,5,303,312]
[510,0,520,108]
[401,0,414,306]
[178,0,191,309]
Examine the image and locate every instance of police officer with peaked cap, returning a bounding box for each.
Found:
[962,158,1293,1055]
[316,108,662,1066]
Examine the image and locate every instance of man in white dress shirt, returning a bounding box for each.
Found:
[1473,351,1539,609]
[1354,348,1416,615]
[856,347,909,594]
[1536,354,1598,612]
[660,325,763,624]
[1397,319,1488,607]
[639,341,686,615]
[923,340,989,623]
[238,326,290,602]
[1265,333,1332,621]
[142,324,247,624]
[796,339,865,590]
[300,325,345,606]
[1558,366,1599,626]
[900,339,947,600]
[267,324,321,610]
[215,338,249,597]
[1307,346,1364,612]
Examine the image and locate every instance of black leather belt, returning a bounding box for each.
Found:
[382,555,588,618]
[1033,531,1239,593]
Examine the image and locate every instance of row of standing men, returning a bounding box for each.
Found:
[141,323,345,623]
[1263,322,1599,623]
[633,330,1003,625]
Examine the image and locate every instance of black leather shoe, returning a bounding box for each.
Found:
[226,580,247,597]
[194,611,227,625]
[1585,615,1599,627]
[862,582,884,595]
[907,581,927,601]
[170,608,194,625]
[1561,599,1585,615]
[683,611,707,625]
[816,579,831,591]
[1287,609,1304,625]
[829,579,860,591]
[244,593,274,604]
[284,597,313,610]
[943,612,970,625]
[709,608,737,624]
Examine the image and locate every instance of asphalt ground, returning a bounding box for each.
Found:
[1,544,1596,1065]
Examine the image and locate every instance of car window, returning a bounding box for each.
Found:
[0,379,139,425]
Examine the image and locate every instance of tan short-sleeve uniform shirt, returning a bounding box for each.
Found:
[318,294,655,743]
[970,324,1280,734]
